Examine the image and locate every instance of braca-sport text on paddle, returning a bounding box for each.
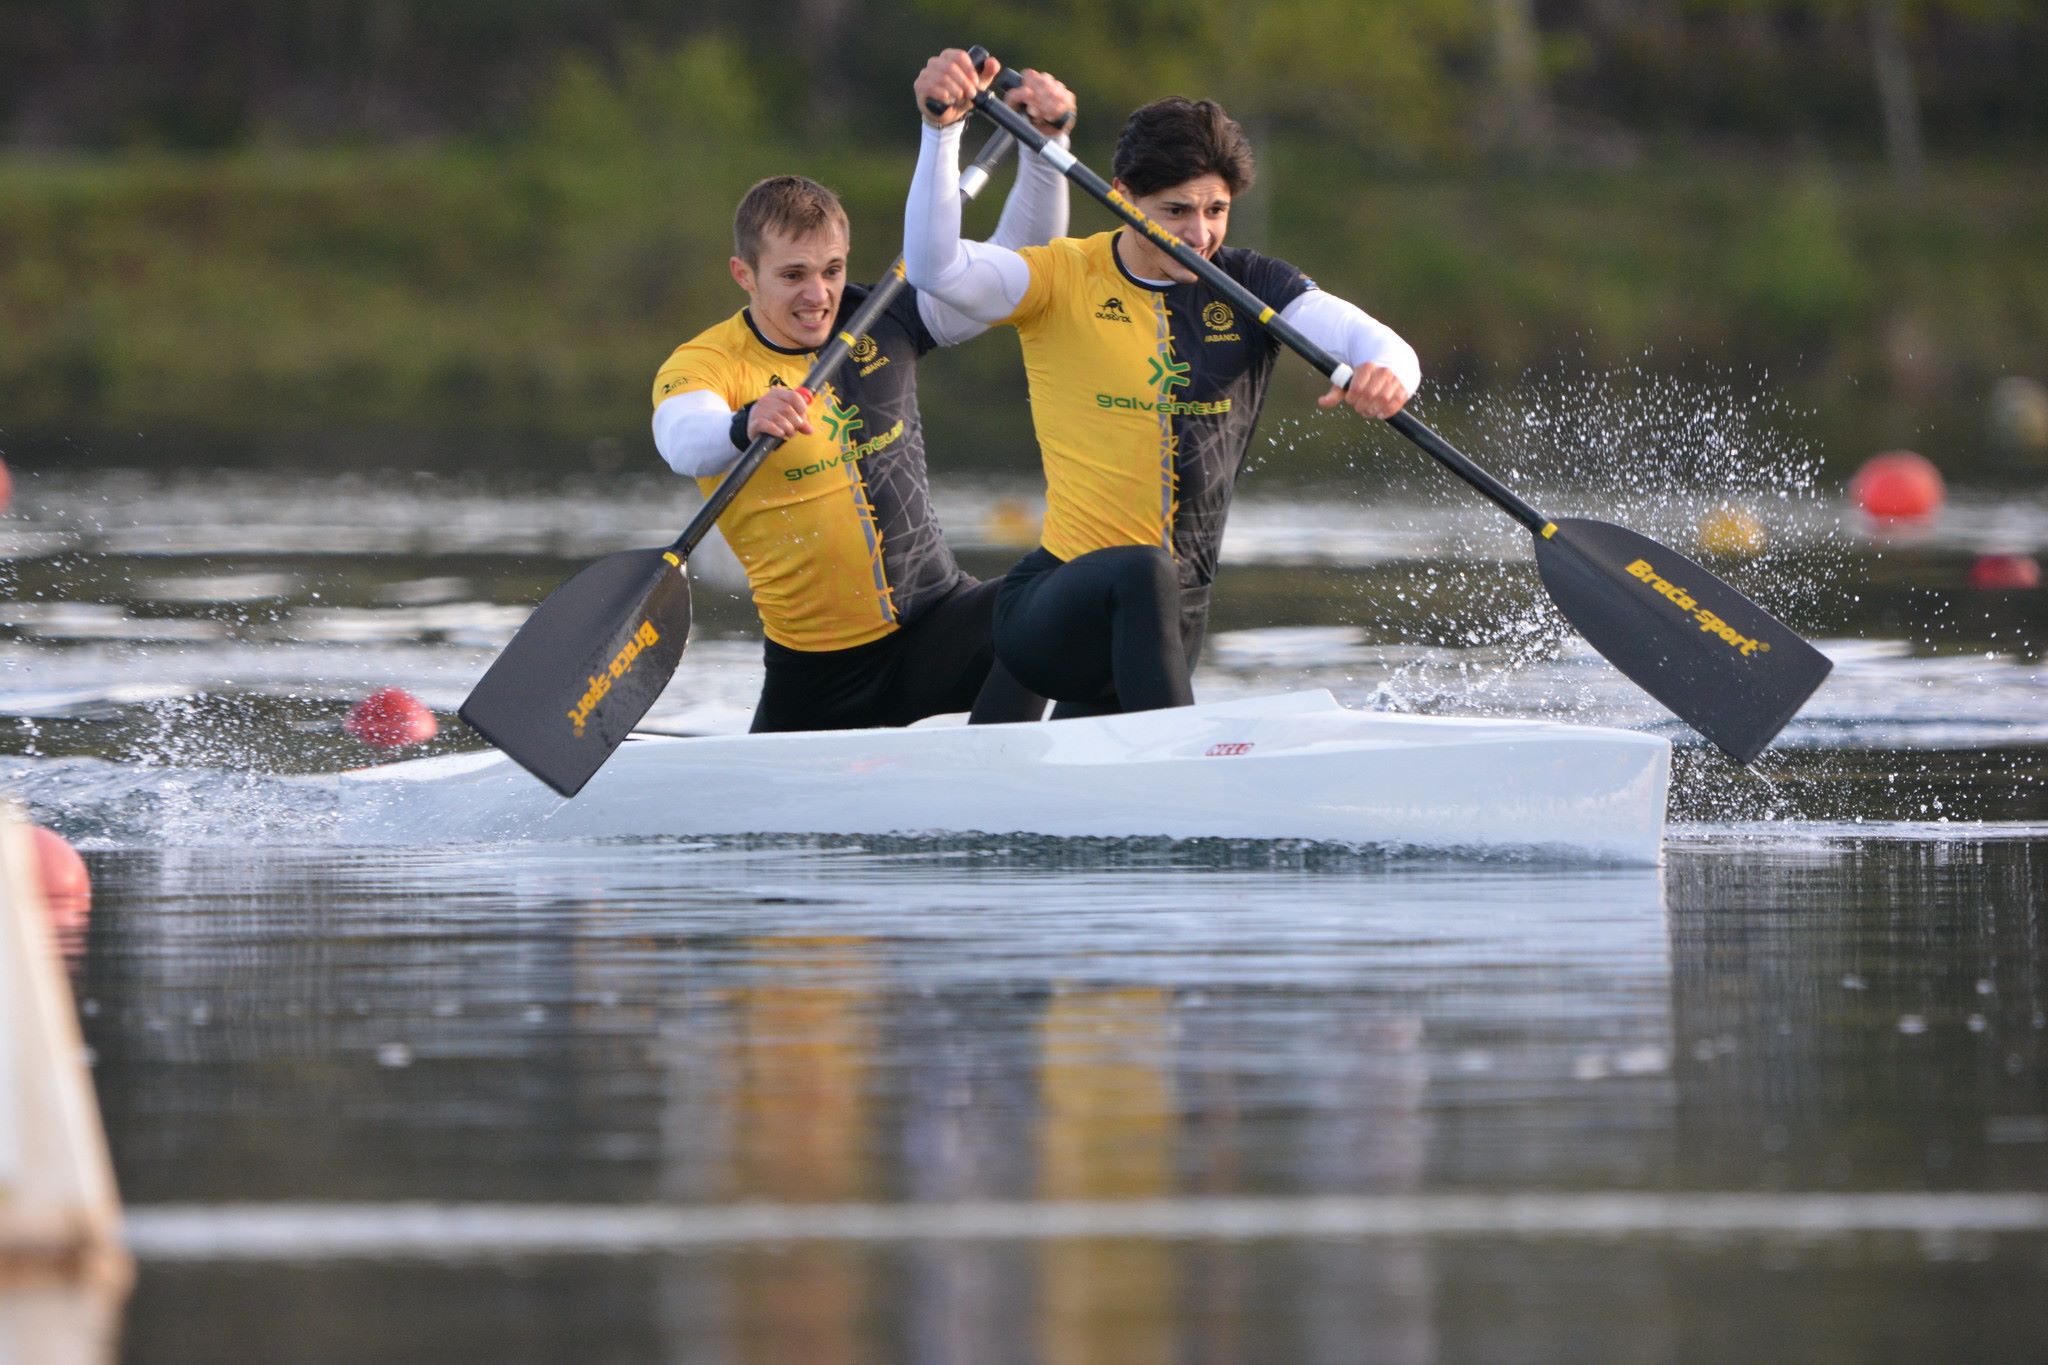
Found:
[461,101,1024,796]
[961,49,1830,764]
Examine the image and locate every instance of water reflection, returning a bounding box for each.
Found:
[1666,838,2048,1191]
[52,831,2048,1359]
[81,842,1674,1203]
[61,839,1664,1360]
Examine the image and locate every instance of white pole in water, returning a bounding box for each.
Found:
[0,804,130,1358]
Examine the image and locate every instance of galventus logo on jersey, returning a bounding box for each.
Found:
[783,397,904,481]
[1094,349,1232,416]
[1625,558,1773,657]
[566,619,661,737]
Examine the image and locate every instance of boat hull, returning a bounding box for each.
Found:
[337,692,1671,862]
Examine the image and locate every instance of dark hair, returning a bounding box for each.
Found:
[1111,97,1256,197]
[733,175,849,265]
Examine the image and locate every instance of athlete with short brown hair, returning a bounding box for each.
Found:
[652,71,1076,732]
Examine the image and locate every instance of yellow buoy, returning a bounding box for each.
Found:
[1990,376,2048,458]
[1698,503,1768,557]
[982,498,1041,548]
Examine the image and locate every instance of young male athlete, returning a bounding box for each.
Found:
[905,50,1422,717]
[652,73,1076,732]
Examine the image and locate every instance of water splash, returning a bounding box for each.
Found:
[4,445,2042,843]
[1249,364,2047,822]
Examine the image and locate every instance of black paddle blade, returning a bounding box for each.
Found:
[459,548,692,797]
[1533,517,1831,765]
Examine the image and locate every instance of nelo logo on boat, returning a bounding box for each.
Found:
[566,619,661,738]
[1205,742,1254,756]
[1625,558,1772,657]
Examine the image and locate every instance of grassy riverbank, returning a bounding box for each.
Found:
[3,135,2043,477]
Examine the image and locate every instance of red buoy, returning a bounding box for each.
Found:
[1968,553,2041,591]
[29,825,90,907]
[0,458,12,515]
[344,687,438,747]
[1850,450,1944,522]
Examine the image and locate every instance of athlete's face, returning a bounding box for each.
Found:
[1115,173,1232,283]
[730,225,849,350]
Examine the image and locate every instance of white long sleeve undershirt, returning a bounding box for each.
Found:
[904,122,1026,327]
[903,120,1423,398]
[653,133,1069,479]
[1282,289,1422,398]
[652,389,742,477]
[917,129,1068,347]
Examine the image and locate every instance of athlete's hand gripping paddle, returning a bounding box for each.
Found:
[460,99,1024,797]
[922,50,1073,131]
[960,47,1831,764]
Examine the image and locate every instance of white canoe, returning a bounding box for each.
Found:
[337,691,1671,862]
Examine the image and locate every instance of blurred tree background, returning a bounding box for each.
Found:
[1,0,2044,475]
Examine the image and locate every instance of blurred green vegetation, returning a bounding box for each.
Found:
[2,6,2045,476]
[5,127,2041,469]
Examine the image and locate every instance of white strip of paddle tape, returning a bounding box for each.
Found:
[123,1193,2048,1262]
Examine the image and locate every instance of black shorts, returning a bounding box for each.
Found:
[751,578,1044,732]
[991,546,1208,717]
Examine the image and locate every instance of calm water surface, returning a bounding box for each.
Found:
[4,461,2046,1362]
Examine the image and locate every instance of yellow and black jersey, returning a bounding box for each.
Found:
[652,284,966,652]
[1000,230,1314,592]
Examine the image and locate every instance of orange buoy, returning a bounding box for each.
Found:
[30,825,90,908]
[0,457,12,514]
[1968,553,2041,591]
[344,687,438,747]
[1850,450,1944,522]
